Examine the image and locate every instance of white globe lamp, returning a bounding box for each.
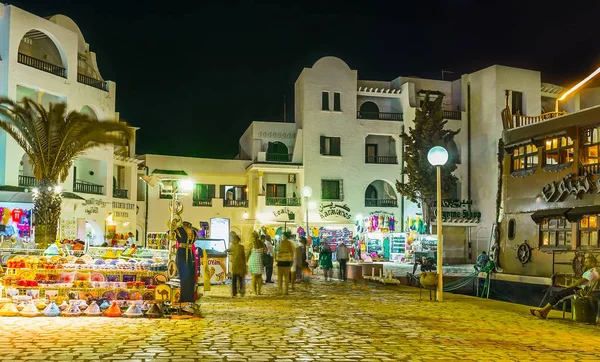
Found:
[301,186,313,198]
[427,146,449,166]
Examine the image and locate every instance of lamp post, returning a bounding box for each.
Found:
[427,146,449,302]
[301,186,313,235]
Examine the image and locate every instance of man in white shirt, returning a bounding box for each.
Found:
[127,232,136,246]
[531,254,598,319]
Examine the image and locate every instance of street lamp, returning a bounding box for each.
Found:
[301,186,313,238]
[427,146,448,302]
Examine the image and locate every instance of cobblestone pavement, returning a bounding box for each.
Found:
[0,278,599,361]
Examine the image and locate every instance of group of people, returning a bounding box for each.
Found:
[227,231,352,297]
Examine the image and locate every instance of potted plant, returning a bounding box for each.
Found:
[572,279,599,324]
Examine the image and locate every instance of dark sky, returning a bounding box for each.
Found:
[11,0,600,158]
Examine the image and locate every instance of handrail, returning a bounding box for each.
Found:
[357,111,403,121]
[17,53,66,78]
[77,73,109,92]
[506,110,567,129]
[365,156,397,164]
[266,197,301,206]
[365,198,398,207]
[442,110,461,120]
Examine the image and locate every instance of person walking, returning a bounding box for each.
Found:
[228,235,246,298]
[247,232,265,296]
[298,237,309,281]
[276,233,295,295]
[336,242,349,281]
[262,235,275,283]
[319,241,333,281]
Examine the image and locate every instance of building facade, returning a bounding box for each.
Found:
[0,4,139,245]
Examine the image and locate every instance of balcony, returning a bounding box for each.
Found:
[365,156,397,164]
[193,199,212,207]
[502,108,567,130]
[17,53,66,78]
[357,111,403,121]
[113,188,128,199]
[223,199,248,208]
[266,197,301,206]
[365,198,398,207]
[443,110,461,120]
[266,153,293,162]
[73,180,104,195]
[77,73,109,92]
[580,164,600,176]
[18,175,40,188]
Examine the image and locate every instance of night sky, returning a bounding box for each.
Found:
[10,0,600,158]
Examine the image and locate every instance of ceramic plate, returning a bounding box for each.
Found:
[143,291,155,300]
[102,291,115,301]
[116,290,130,300]
[90,273,105,282]
[167,261,177,278]
[130,292,142,300]
[154,274,167,285]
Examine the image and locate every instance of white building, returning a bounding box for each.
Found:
[0,3,139,245]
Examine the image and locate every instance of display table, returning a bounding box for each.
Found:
[346,263,363,281]
[361,263,383,278]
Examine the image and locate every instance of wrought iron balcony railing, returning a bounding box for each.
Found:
[73,180,103,195]
[113,188,128,199]
[18,175,40,188]
[357,111,403,121]
[266,197,301,206]
[266,153,293,162]
[365,198,398,207]
[18,53,66,78]
[77,73,109,92]
[365,156,397,164]
[223,199,248,208]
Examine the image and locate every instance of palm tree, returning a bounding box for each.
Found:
[0,97,132,248]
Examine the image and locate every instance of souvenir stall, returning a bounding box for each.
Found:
[355,212,405,262]
[0,203,33,243]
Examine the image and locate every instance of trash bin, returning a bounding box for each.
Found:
[572,296,598,324]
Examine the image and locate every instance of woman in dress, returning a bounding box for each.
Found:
[319,240,333,281]
[247,232,266,295]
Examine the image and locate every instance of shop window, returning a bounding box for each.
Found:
[333,92,341,111]
[322,179,343,200]
[579,215,599,247]
[580,126,600,173]
[322,92,329,111]
[540,217,571,247]
[544,136,574,165]
[508,219,516,240]
[320,136,341,156]
[512,143,538,171]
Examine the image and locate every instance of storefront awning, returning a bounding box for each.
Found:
[151,169,188,176]
[566,206,600,222]
[530,208,572,224]
[0,186,85,203]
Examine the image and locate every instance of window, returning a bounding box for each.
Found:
[159,180,176,199]
[266,184,286,198]
[333,92,341,111]
[540,217,571,247]
[321,180,343,200]
[320,136,341,156]
[544,136,573,166]
[508,219,516,240]
[512,91,524,115]
[220,185,247,200]
[511,143,538,171]
[579,215,599,247]
[580,126,600,172]
[322,92,329,111]
[193,184,215,201]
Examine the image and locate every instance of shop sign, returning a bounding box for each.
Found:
[114,211,129,218]
[542,173,598,202]
[112,202,135,210]
[318,203,351,220]
[273,207,296,220]
[433,199,481,220]
[319,227,352,244]
[83,198,108,215]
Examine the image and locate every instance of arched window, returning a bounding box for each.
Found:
[267,141,288,155]
[359,101,379,116]
[365,180,397,207]
[80,106,98,120]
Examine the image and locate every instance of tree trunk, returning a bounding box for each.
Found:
[33,182,62,249]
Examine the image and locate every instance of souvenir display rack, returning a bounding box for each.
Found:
[146,232,169,250]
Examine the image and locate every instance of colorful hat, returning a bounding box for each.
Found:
[84,301,102,317]
[42,301,61,317]
[145,303,163,318]
[104,302,122,317]
[62,303,82,317]
[19,301,40,317]
[0,302,19,316]
[124,303,143,318]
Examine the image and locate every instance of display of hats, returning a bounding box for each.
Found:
[19,302,40,317]
[84,301,102,316]
[0,302,19,316]
[124,303,143,318]
[58,301,69,311]
[63,303,82,317]
[100,300,110,310]
[104,302,122,317]
[145,303,163,318]
[42,301,61,317]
